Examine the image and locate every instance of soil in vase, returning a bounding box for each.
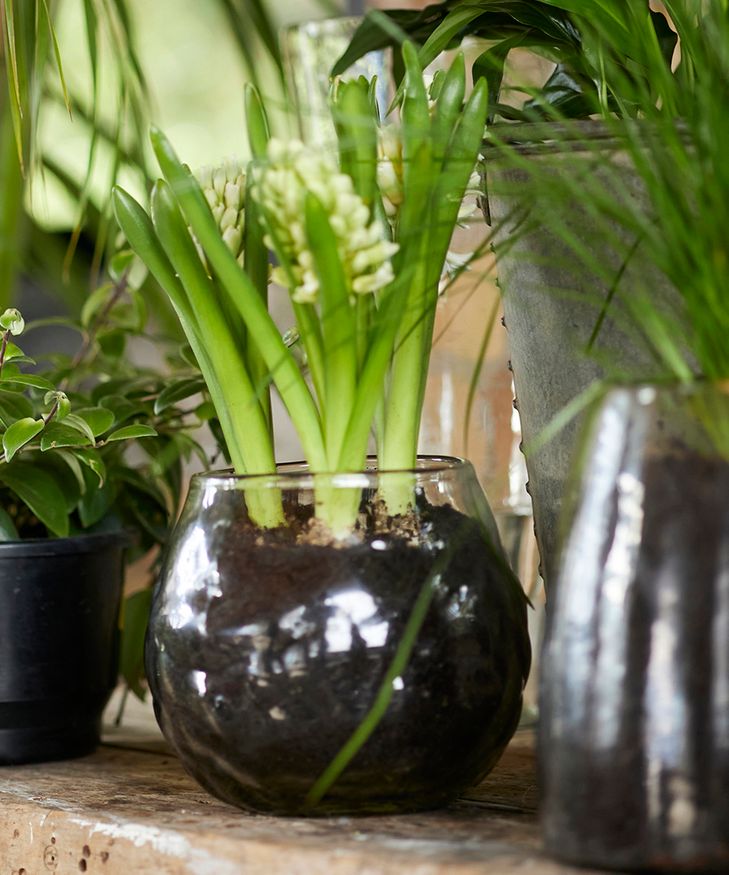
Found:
[147,473,531,816]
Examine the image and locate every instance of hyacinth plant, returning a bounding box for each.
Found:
[112,44,489,535]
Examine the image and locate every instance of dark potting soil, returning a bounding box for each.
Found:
[542,450,729,871]
[148,494,531,815]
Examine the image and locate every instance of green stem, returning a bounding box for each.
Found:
[243,176,272,432]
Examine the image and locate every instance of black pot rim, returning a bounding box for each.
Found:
[0,529,130,558]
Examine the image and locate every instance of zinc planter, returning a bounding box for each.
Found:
[0,531,126,764]
[540,384,729,871]
[146,456,531,815]
[485,122,682,593]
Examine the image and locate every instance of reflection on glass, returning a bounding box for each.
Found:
[282,17,391,148]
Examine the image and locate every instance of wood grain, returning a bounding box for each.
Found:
[0,700,612,875]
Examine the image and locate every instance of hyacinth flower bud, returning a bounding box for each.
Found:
[253,139,398,304]
[195,160,247,265]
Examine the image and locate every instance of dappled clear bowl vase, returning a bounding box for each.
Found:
[146,456,531,815]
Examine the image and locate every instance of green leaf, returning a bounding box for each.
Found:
[55,448,87,495]
[195,400,215,421]
[105,424,157,442]
[98,329,126,358]
[35,453,83,513]
[119,587,153,698]
[0,390,33,426]
[153,377,205,415]
[73,406,115,436]
[39,0,71,115]
[40,422,94,451]
[243,83,270,159]
[81,283,114,328]
[62,412,96,445]
[73,448,106,486]
[3,417,44,460]
[0,373,55,391]
[97,393,142,424]
[109,249,134,282]
[78,471,116,528]
[3,341,31,362]
[0,506,19,540]
[44,389,71,419]
[0,460,69,536]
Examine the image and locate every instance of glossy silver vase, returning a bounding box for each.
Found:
[540,384,729,871]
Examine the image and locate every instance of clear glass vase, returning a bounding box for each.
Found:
[146,456,531,815]
[540,383,729,871]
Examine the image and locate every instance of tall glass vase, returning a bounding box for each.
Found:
[540,383,729,871]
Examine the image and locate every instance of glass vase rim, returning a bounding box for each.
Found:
[282,15,363,37]
[190,455,475,490]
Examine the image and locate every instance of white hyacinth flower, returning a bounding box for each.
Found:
[195,159,247,265]
[253,139,398,304]
[377,123,404,218]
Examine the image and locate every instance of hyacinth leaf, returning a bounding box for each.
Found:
[400,42,431,188]
[2,417,44,461]
[431,52,466,158]
[381,52,489,478]
[332,78,379,209]
[148,178,284,531]
[150,179,269,476]
[0,460,69,536]
[336,143,432,473]
[305,193,357,465]
[112,186,242,472]
[431,78,490,281]
[239,90,273,425]
[112,187,197,334]
[149,127,327,472]
[243,83,270,159]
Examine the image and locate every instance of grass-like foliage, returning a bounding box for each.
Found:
[486,1,729,454]
[113,45,489,533]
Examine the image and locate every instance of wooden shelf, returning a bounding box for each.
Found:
[0,697,607,875]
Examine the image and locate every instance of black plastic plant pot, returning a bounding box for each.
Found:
[146,457,531,816]
[0,532,126,765]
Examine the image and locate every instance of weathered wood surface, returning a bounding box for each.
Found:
[0,698,607,875]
